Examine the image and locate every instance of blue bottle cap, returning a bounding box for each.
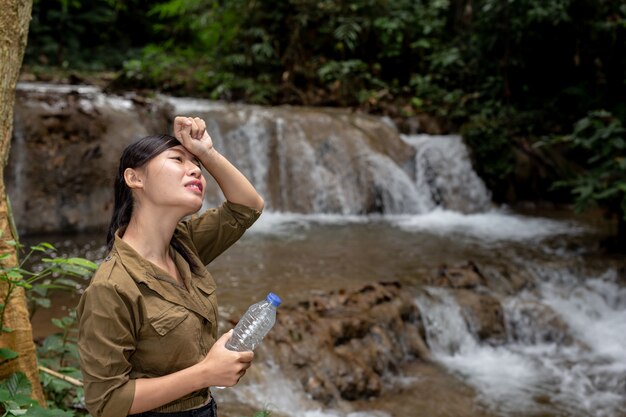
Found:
[266,292,282,307]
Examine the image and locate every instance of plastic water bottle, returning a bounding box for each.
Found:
[225,292,282,352]
[214,293,282,389]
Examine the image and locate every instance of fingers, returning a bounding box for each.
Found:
[238,351,254,363]
[215,330,233,347]
[174,116,191,132]
[174,116,193,144]
[192,117,206,140]
[174,116,206,141]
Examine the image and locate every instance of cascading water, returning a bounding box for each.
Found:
[166,96,434,215]
[12,83,626,417]
[164,96,500,216]
[415,268,626,417]
[401,134,493,213]
[11,83,493,230]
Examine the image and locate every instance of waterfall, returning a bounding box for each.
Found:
[13,83,624,417]
[11,83,496,233]
[414,269,626,417]
[401,134,492,213]
[164,96,492,215]
[170,99,494,215]
[165,96,431,215]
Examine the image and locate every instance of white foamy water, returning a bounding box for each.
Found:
[248,211,371,236]
[247,209,584,245]
[17,82,101,94]
[390,209,584,241]
[402,134,492,213]
[214,359,390,417]
[415,270,626,417]
[17,82,135,110]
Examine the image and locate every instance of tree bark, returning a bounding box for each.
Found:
[0,0,44,405]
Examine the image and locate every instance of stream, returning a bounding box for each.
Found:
[27,207,625,417]
[12,83,626,417]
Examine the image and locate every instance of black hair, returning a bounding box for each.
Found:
[106,134,200,273]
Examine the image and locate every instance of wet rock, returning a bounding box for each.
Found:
[430,262,508,343]
[264,282,429,405]
[506,299,574,345]
[478,264,535,295]
[9,85,171,234]
[10,84,418,234]
[432,261,486,289]
[453,289,507,344]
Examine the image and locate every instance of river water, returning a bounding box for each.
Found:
[27,206,625,417]
[13,84,625,416]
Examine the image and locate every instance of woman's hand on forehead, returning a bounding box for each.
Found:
[173,116,214,158]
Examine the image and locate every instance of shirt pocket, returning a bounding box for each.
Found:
[150,305,189,336]
[194,279,218,342]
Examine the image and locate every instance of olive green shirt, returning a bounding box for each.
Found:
[77,201,261,417]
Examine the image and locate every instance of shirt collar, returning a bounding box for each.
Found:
[111,230,213,320]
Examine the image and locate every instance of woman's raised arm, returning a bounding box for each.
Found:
[173,116,264,211]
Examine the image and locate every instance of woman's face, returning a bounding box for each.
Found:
[137,145,207,214]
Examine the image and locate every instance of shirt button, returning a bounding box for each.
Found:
[104,255,112,262]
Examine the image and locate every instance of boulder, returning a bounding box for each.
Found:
[264,281,429,405]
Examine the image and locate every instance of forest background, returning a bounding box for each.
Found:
[1,1,625,415]
[23,0,626,242]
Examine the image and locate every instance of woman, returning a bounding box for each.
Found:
[77,116,264,417]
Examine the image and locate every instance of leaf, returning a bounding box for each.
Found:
[7,270,23,280]
[33,284,74,291]
[33,297,51,309]
[51,318,66,330]
[52,278,81,288]
[65,258,98,270]
[0,388,9,402]
[42,257,97,276]
[2,372,32,399]
[0,348,18,360]
[23,405,74,417]
[29,245,52,253]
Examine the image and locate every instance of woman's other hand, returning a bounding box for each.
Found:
[200,330,254,387]
[174,116,215,159]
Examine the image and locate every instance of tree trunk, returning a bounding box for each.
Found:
[0,0,44,405]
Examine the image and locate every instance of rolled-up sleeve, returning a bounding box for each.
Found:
[179,200,262,265]
[77,281,137,417]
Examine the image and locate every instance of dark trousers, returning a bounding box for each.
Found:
[130,398,217,417]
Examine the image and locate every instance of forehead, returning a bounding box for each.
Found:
[167,145,191,156]
[166,146,199,160]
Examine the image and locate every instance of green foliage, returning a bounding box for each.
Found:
[1,372,38,415]
[113,0,459,106]
[37,311,85,414]
[1,240,95,416]
[460,105,517,198]
[543,111,626,220]
[0,240,97,334]
[25,0,159,70]
[23,0,626,234]
[0,372,73,417]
